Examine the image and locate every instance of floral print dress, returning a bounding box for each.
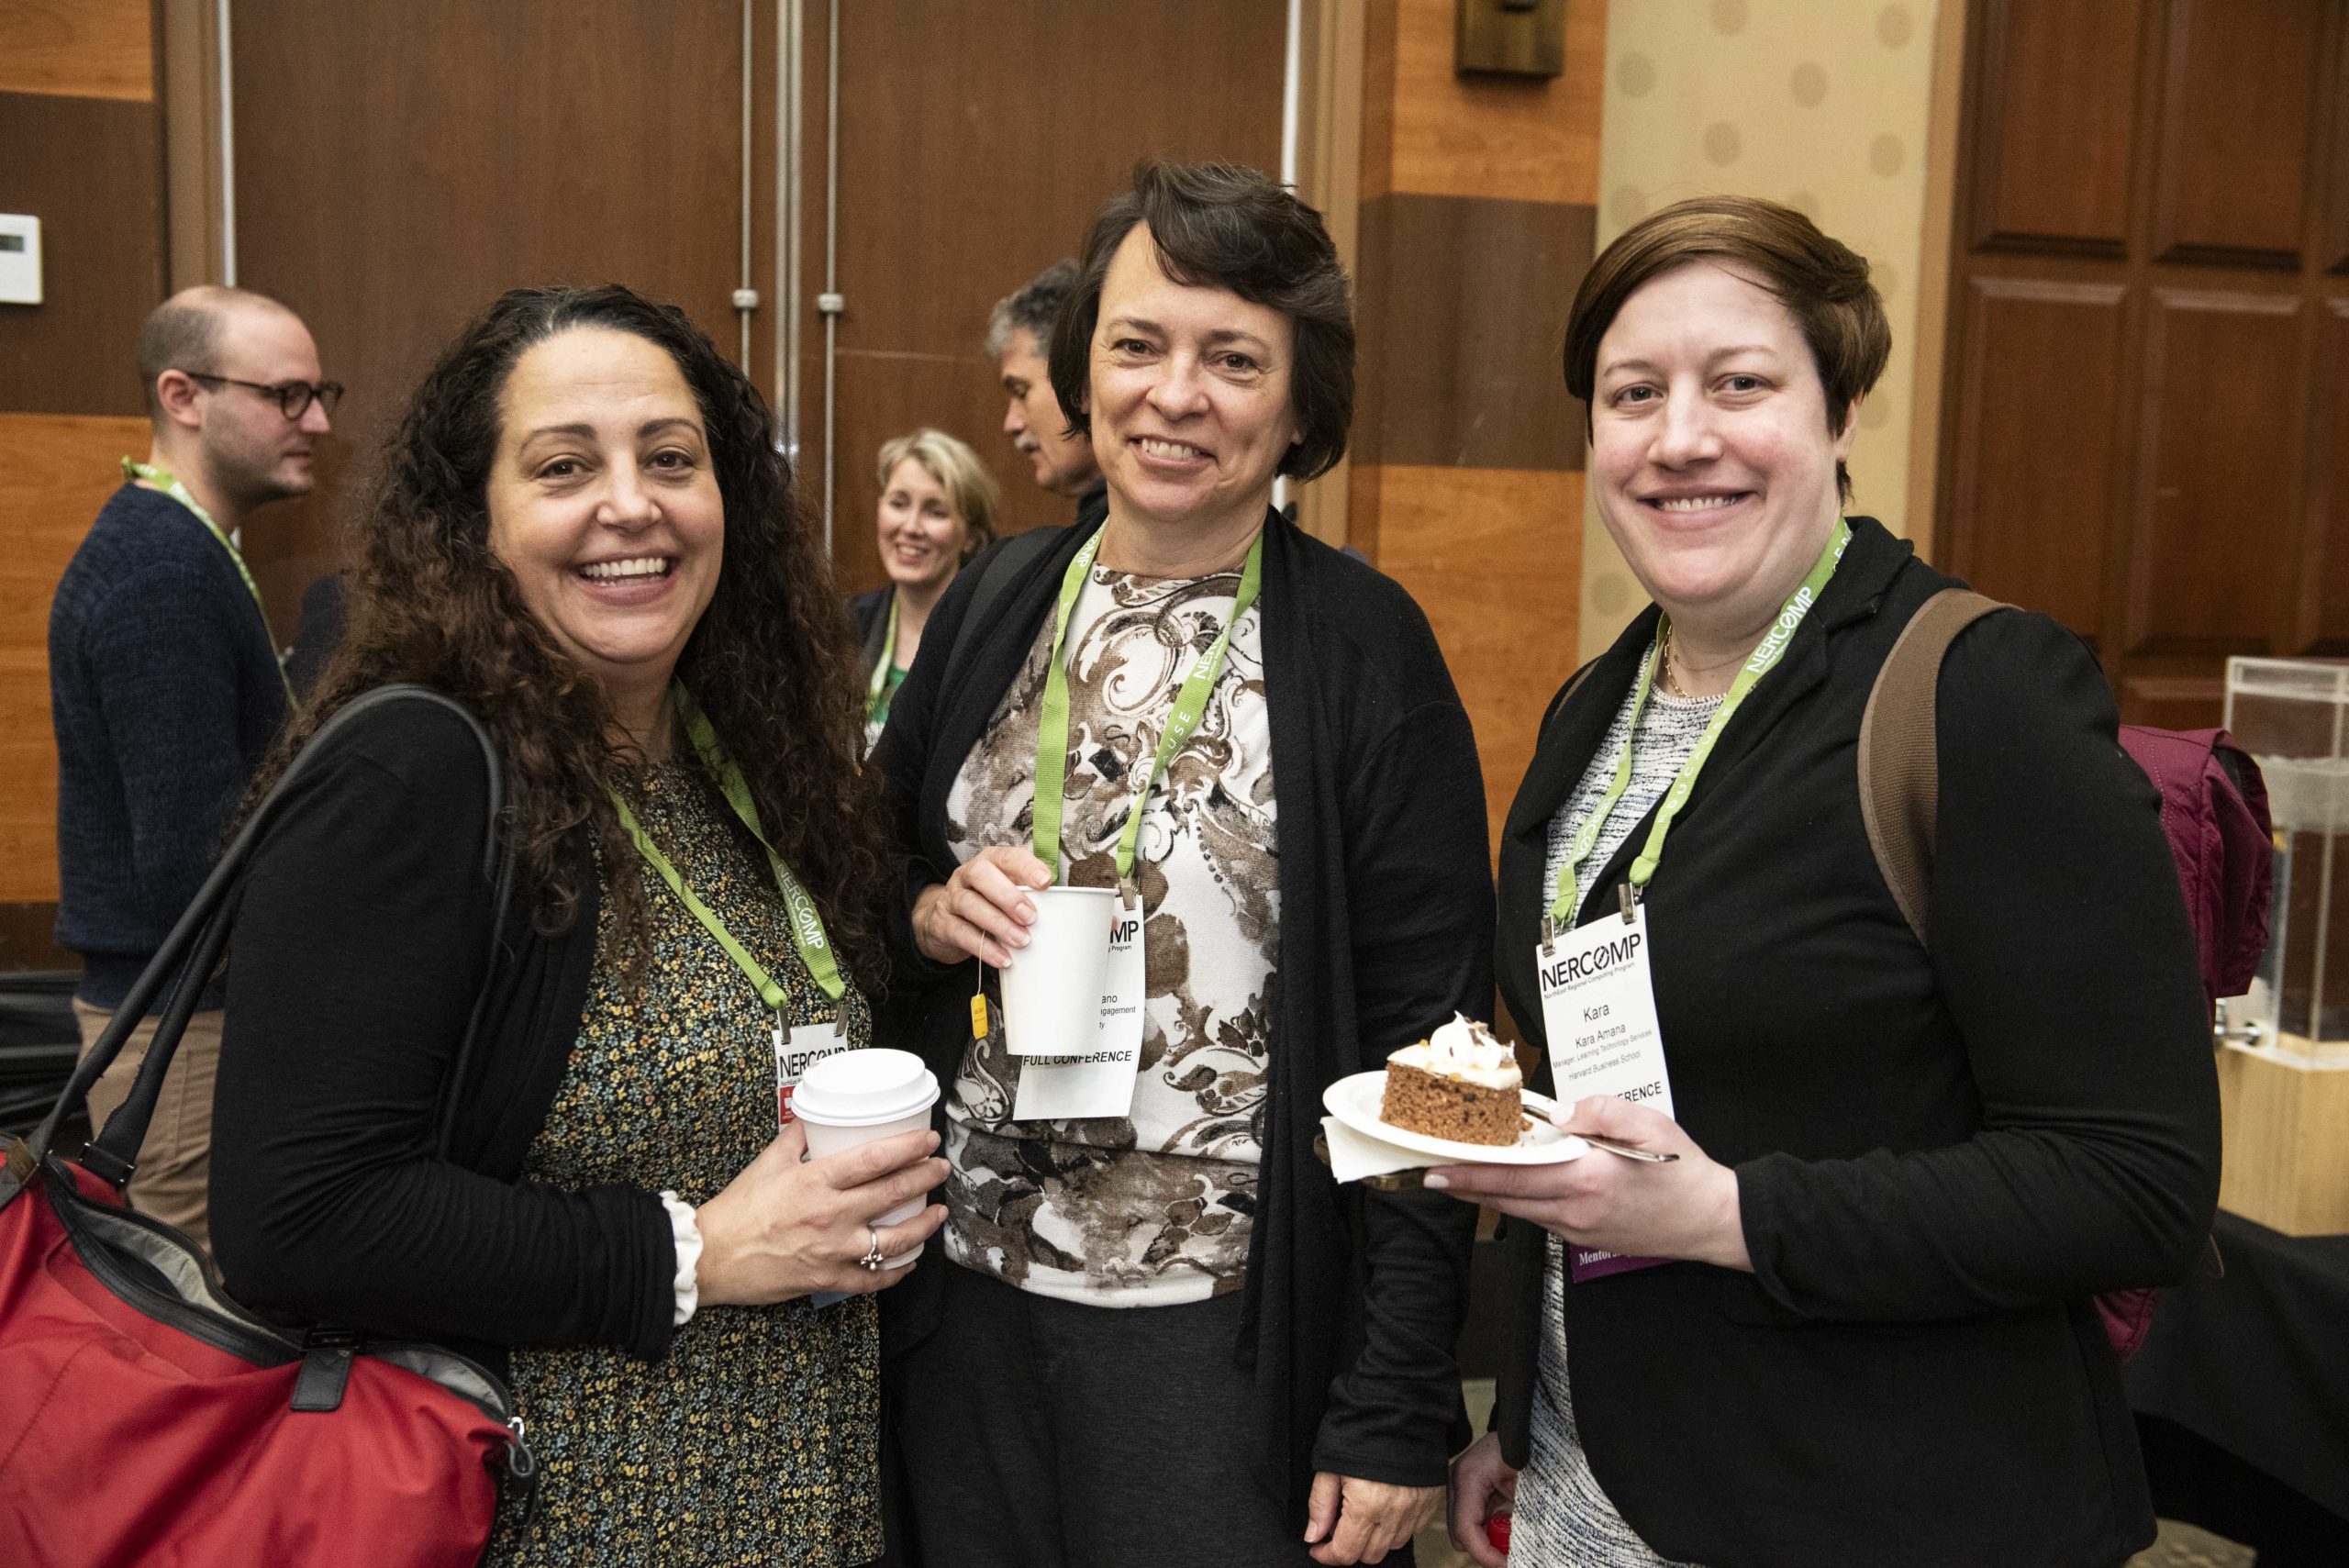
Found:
[485,758,880,1567]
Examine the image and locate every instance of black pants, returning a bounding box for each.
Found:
[886,1260,1404,1568]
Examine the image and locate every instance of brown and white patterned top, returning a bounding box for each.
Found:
[942,562,1278,1307]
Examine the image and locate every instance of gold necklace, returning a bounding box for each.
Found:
[1656,623,1694,699]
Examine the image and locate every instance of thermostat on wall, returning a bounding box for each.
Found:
[0,217,41,306]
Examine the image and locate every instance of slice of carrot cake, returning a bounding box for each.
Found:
[1380,1015,1522,1147]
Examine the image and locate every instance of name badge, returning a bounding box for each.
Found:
[774,1018,850,1126]
[1013,892,1146,1121]
[1537,902,1673,1282]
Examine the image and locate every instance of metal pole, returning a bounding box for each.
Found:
[217,0,237,284]
[1272,0,1303,517]
[780,0,803,462]
[819,0,841,559]
[738,0,754,370]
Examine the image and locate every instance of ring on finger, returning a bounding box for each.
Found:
[860,1227,886,1272]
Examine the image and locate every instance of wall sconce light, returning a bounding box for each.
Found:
[1456,0,1566,79]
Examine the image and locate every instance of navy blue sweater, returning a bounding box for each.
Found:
[48,483,289,1006]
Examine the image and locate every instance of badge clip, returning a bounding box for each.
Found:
[1539,914,1556,957]
[1619,883,1640,924]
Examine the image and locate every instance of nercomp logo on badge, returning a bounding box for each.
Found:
[1540,927,1642,990]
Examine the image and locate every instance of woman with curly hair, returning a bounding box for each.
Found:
[207,284,945,1565]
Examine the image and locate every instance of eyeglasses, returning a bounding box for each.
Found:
[182,372,345,421]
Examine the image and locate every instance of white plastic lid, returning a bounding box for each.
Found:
[793,1048,940,1127]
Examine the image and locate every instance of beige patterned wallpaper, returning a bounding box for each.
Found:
[1577,0,1951,661]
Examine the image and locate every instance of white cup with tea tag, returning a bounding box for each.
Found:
[793,1047,941,1269]
[997,884,1119,1055]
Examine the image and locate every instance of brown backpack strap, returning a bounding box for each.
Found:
[1857,589,2008,945]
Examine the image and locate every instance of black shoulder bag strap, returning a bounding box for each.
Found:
[18,684,512,1191]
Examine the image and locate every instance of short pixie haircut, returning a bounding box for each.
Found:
[1564,195,1889,501]
[1049,161,1353,483]
[875,427,1000,561]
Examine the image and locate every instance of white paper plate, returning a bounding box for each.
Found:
[1323,1070,1587,1165]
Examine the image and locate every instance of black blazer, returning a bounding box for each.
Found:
[1491,519,2220,1568]
[873,506,1490,1504]
[210,699,673,1380]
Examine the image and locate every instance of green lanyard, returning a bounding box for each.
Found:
[607,689,848,1019]
[1545,518,1852,936]
[864,590,901,728]
[121,458,296,706]
[1031,526,1265,883]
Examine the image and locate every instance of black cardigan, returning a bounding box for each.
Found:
[851,584,893,692]
[1491,519,2221,1568]
[872,506,1491,1502]
[209,699,674,1378]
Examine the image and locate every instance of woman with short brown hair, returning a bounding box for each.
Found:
[875,161,1488,1566]
[1436,196,2219,1566]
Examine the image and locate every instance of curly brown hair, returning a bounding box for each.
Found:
[251,284,889,991]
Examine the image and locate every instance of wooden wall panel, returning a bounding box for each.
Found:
[0,5,165,958]
[1351,194,1590,472]
[1371,466,1583,856]
[0,0,152,100]
[1945,280,2126,643]
[1374,0,1603,204]
[0,90,164,417]
[230,0,770,636]
[2152,0,2327,266]
[2127,292,2305,655]
[811,0,1286,593]
[2310,302,2349,649]
[1968,0,2143,254]
[0,414,150,906]
[2332,15,2349,273]
[1351,0,1600,854]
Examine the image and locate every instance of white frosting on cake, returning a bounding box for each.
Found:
[1388,1015,1520,1089]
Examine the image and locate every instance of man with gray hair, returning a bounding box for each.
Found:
[985,259,1105,521]
[47,284,334,1250]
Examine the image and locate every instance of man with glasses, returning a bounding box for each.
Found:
[46,284,337,1251]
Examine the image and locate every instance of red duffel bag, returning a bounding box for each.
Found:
[0,686,533,1567]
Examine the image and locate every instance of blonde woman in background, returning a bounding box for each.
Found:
[853,428,999,749]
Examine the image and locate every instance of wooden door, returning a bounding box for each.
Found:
[801,1,1288,594]
[229,0,774,637]
[1935,0,2349,726]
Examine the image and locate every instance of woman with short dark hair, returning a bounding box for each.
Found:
[209,284,946,1564]
[1435,195,2220,1566]
[874,161,1489,1566]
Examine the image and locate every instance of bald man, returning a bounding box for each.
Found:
[48,285,334,1249]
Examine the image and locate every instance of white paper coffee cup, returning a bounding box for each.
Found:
[998,884,1118,1055]
[794,1048,941,1269]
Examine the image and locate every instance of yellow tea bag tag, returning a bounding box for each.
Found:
[970,992,989,1040]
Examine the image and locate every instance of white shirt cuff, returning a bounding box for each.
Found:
[660,1191,703,1327]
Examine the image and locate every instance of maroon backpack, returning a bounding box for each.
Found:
[1856,589,2271,1361]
